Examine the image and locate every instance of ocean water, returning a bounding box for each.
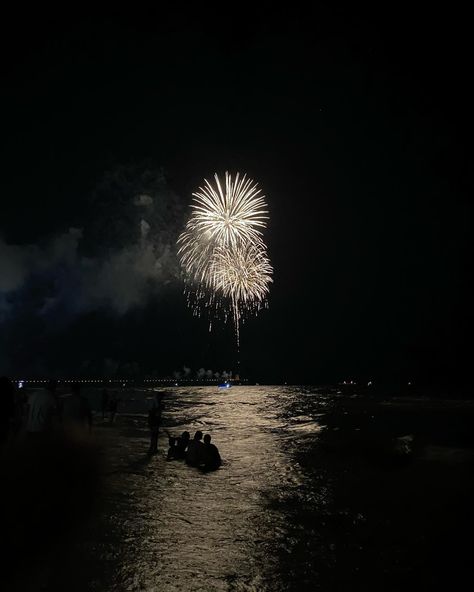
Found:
[7,385,474,591]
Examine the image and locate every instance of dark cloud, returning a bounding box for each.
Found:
[0,165,186,373]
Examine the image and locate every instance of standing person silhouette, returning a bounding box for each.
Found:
[0,376,15,447]
[60,383,92,432]
[148,393,164,454]
[25,379,58,440]
[108,393,118,423]
[101,388,109,420]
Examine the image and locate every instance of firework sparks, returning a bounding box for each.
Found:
[210,244,273,305]
[178,172,268,281]
[178,171,272,348]
[209,243,273,346]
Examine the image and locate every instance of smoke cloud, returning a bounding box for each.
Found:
[0,219,179,318]
[0,164,186,374]
[1,166,183,316]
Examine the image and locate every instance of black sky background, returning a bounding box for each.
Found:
[0,6,472,385]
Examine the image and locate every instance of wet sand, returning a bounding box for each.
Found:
[4,386,474,591]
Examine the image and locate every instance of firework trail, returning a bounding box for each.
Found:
[178,172,272,349]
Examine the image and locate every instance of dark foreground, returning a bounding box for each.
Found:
[3,386,474,591]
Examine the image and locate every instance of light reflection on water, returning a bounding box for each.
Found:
[20,384,473,591]
[100,386,332,591]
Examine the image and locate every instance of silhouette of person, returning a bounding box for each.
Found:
[101,388,109,420]
[60,383,92,432]
[201,434,222,471]
[0,376,15,447]
[12,382,27,438]
[166,436,177,460]
[175,431,190,459]
[25,379,58,438]
[148,394,164,454]
[185,430,204,466]
[108,393,118,423]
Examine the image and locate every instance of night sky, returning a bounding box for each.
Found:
[1,6,471,385]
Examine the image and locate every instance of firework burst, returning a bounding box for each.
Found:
[177,172,268,281]
[210,244,273,305]
[178,171,272,348]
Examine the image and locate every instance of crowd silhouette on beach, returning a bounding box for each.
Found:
[147,392,222,471]
[1,378,222,473]
[1,374,221,588]
[0,377,103,588]
[0,376,93,444]
[167,430,221,471]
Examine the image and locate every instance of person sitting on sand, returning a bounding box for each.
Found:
[165,430,190,460]
[166,436,177,460]
[175,431,190,459]
[200,434,222,471]
[185,430,204,466]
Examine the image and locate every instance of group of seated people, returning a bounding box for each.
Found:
[166,430,221,471]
